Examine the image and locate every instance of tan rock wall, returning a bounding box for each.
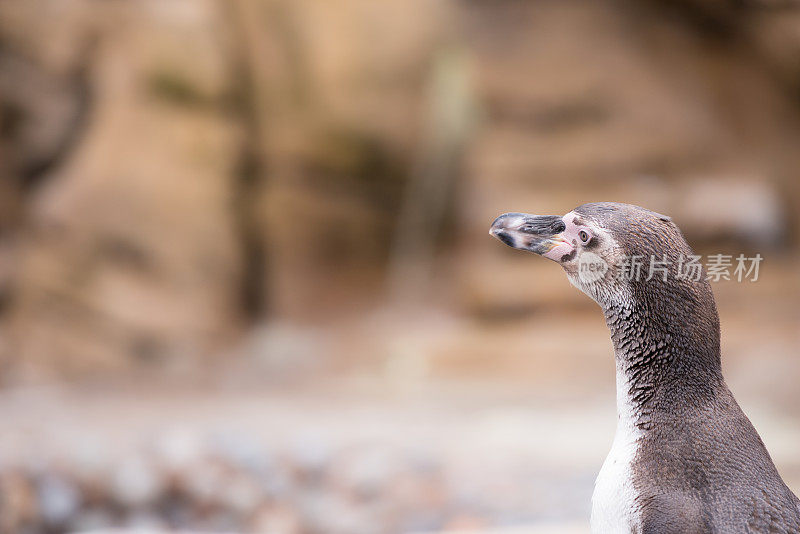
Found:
[0,0,799,378]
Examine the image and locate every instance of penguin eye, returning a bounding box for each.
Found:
[578,230,591,244]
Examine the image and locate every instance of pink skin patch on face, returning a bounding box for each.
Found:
[541,211,584,262]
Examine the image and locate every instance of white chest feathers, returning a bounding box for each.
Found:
[590,368,643,534]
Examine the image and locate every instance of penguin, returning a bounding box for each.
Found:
[489,202,800,534]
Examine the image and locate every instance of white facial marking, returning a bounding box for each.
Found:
[577,251,608,284]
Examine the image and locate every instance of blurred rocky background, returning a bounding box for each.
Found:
[0,0,799,532]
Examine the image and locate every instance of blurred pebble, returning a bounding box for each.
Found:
[289,433,331,484]
[301,489,392,534]
[250,503,303,534]
[334,448,396,500]
[444,512,490,530]
[68,435,110,482]
[123,510,168,530]
[220,472,262,514]
[37,473,81,527]
[0,470,38,531]
[111,455,163,507]
[181,457,228,505]
[68,507,115,532]
[255,462,293,499]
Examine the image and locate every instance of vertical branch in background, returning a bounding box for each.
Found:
[388,45,475,308]
[225,0,271,320]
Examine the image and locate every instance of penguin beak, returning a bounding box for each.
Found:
[489,212,569,257]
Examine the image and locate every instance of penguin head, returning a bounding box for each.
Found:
[490,202,698,309]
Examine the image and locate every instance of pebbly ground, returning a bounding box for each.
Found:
[0,376,797,534]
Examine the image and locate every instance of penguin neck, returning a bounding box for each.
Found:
[601,289,724,430]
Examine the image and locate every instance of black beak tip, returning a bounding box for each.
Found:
[490,213,527,247]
